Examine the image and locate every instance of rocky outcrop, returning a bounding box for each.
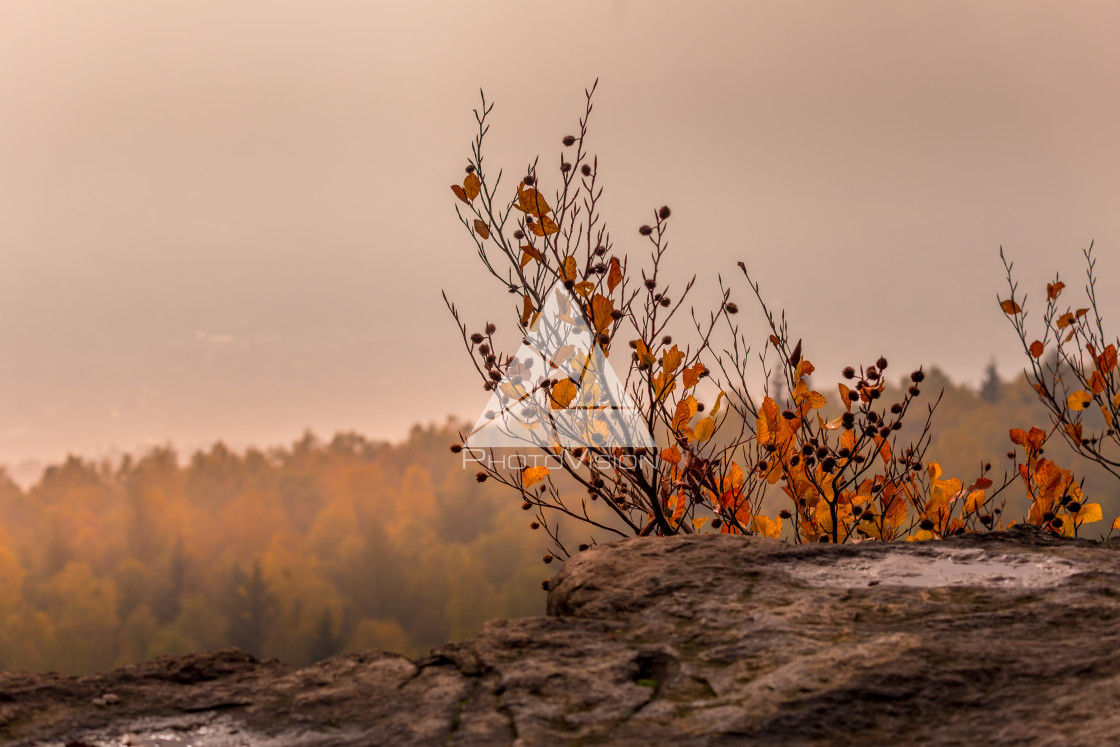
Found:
[4,526,1120,746]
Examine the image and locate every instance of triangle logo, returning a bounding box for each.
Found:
[464,284,656,450]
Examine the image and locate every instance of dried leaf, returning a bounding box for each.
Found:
[1029,340,1045,358]
[463,172,481,200]
[521,294,534,326]
[682,363,706,389]
[694,416,716,443]
[1047,281,1065,300]
[590,294,614,333]
[514,183,552,218]
[451,184,468,203]
[607,257,623,293]
[528,215,560,236]
[550,379,578,409]
[560,256,578,282]
[999,299,1022,315]
[473,219,490,239]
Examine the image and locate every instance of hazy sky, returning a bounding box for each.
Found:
[2,1,1119,476]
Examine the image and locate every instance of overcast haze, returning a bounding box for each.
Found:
[2,1,1119,480]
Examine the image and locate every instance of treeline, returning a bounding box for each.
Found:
[0,423,544,674]
[0,365,1117,675]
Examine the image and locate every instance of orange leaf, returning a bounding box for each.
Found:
[528,215,560,236]
[572,281,595,298]
[514,183,552,218]
[1090,371,1106,394]
[1029,340,1045,358]
[522,466,549,489]
[660,445,682,465]
[521,295,534,326]
[999,299,1022,315]
[682,363,706,389]
[451,184,468,203]
[1057,312,1075,330]
[520,244,545,267]
[607,257,623,293]
[463,172,481,200]
[590,294,614,333]
[473,219,490,239]
[1047,281,1065,300]
[560,256,577,283]
[672,396,698,433]
[550,379,577,409]
[1099,344,1118,374]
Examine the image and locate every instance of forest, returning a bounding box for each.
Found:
[0,364,1116,675]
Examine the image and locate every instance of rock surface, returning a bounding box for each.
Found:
[4,526,1120,746]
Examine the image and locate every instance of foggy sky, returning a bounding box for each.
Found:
[2,1,1119,478]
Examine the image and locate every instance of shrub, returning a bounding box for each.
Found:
[445,84,1080,564]
[999,244,1119,536]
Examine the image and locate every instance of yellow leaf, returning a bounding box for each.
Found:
[691,516,709,531]
[652,370,676,402]
[661,345,684,375]
[463,172,481,201]
[451,184,468,203]
[550,379,577,409]
[710,391,726,416]
[964,490,986,514]
[694,416,716,443]
[573,281,595,298]
[607,257,622,292]
[838,382,852,412]
[795,359,815,381]
[999,299,1022,315]
[1075,502,1103,524]
[817,414,843,430]
[473,219,490,239]
[528,215,560,236]
[752,515,782,538]
[1112,515,1120,531]
[633,339,656,367]
[1067,390,1092,411]
[522,466,549,489]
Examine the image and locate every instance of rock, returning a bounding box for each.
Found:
[3,526,1120,745]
